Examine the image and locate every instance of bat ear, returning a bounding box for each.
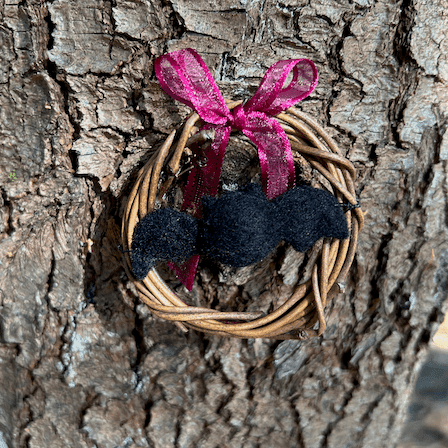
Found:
[131,209,199,280]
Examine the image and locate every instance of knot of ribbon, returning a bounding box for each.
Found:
[154,48,318,290]
[229,104,249,131]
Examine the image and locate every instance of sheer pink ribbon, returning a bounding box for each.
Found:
[155,48,318,290]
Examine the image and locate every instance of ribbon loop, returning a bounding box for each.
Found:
[154,48,318,290]
[245,59,319,116]
[155,49,230,124]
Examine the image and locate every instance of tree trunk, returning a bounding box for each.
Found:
[1,1,447,447]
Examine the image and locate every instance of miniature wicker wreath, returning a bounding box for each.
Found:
[121,102,364,340]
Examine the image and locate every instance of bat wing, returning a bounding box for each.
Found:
[131,209,198,280]
[274,185,349,252]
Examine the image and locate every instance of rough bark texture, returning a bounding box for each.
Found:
[398,349,448,448]
[0,0,447,447]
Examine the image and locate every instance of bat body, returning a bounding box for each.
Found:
[131,183,349,280]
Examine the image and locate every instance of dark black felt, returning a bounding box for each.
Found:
[131,208,198,280]
[274,184,349,252]
[131,184,349,280]
[198,183,279,266]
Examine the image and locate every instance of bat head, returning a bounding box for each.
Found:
[199,183,279,266]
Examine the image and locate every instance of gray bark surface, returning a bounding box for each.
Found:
[0,0,447,447]
[398,349,448,448]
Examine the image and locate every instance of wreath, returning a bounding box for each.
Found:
[121,49,363,340]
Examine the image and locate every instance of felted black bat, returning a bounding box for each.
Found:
[131,183,349,280]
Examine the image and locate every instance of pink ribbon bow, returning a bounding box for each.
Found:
[155,48,318,290]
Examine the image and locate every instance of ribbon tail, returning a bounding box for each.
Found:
[167,256,200,291]
[243,114,296,200]
[169,126,231,290]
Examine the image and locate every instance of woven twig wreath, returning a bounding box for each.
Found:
[121,101,364,340]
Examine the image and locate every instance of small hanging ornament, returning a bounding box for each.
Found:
[121,49,364,340]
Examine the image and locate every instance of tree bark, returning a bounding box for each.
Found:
[0,0,447,447]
